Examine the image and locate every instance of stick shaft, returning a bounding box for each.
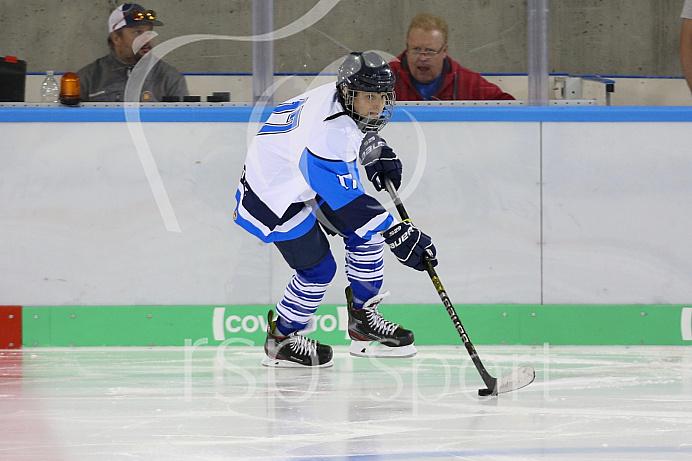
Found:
[384,179,497,391]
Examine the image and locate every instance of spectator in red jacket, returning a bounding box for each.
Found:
[388,13,514,101]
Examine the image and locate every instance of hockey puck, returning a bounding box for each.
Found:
[478,388,495,396]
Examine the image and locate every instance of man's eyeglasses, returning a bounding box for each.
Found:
[407,44,446,57]
[129,10,157,21]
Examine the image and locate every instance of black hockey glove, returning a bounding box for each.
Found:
[358,133,402,191]
[382,220,437,271]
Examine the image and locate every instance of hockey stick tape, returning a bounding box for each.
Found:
[132,31,158,55]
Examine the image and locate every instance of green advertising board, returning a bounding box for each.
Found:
[20,304,692,347]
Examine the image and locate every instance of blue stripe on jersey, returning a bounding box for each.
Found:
[299,148,393,240]
[234,189,316,243]
[238,171,305,230]
[299,148,364,210]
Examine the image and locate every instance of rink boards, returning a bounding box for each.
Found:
[2,106,692,348]
[0,303,690,348]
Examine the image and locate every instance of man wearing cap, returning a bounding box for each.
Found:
[77,3,188,102]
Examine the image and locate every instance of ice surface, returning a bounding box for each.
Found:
[1,345,691,460]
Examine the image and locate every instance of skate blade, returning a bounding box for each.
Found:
[349,341,417,358]
[261,356,334,368]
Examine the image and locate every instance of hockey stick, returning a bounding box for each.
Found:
[383,178,535,396]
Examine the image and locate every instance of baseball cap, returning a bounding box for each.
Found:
[108,3,163,33]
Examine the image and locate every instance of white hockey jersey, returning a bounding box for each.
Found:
[234,83,393,243]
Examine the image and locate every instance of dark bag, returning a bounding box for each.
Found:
[0,56,27,102]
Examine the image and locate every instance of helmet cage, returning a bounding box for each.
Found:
[340,87,395,132]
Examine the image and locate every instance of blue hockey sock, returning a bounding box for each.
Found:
[350,281,382,310]
[276,315,301,336]
[345,240,384,310]
[275,253,336,335]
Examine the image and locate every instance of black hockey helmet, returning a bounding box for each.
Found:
[336,51,396,132]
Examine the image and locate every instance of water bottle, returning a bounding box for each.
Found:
[41,71,60,103]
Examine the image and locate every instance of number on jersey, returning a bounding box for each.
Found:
[258,99,307,135]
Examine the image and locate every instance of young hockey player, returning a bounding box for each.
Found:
[233,51,437,367]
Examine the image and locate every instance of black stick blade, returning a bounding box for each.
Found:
[477,387,497,396]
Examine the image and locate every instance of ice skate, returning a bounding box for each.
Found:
[346,287,417,358]
[261,310,334,368]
